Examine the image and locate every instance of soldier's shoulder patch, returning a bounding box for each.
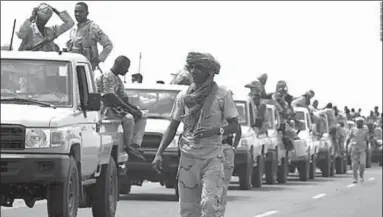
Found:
[90,23,104,36]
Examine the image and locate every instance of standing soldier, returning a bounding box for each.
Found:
[346,117,370,183]
[152,52,239,217]
[245,80,269,134]
[291,90,315,108]
[17,3,74,51]
[66,2,113,71]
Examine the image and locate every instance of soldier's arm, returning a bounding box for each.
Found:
[92,24,113,62]
[16,19,33,40]
[222,91,240,135]
[51,9,75,38]
[233,125,242,148]
[102,74,130,107]
[156,91,183,156]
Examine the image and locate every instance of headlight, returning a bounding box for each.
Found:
[25,127,71,148]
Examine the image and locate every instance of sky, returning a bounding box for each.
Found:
[1,1,382,115]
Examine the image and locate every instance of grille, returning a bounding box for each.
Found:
[0,125,26,150]
[141,133,162,149]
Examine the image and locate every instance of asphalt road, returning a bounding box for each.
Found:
[1,165,382,217]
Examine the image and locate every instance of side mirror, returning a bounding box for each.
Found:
[86,93,101,111]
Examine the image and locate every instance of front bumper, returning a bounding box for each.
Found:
[0,153,70,184]
[125,149,179,181]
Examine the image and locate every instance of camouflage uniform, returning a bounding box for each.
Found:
[219,138,235,216]
[66,19,113,71]
[171,84,239,217]
[96,71,147,148]
[17,10,74,51]
[346,124,369,181]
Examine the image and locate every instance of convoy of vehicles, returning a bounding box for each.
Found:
[0,49,381,216]
[0,50,127,217]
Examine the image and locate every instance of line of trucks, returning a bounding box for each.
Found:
[0,50,381,217]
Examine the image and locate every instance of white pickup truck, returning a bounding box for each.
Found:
[0,50,128,217]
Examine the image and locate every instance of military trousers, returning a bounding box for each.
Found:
[104,110,147,147]
[350,148,366,181]
[177,152,225,217]
[218,144,235,216]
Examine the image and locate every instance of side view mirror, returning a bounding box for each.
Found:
[86,93,102,111]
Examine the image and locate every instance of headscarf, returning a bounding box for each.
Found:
[245,80,262,97]
[36,3,53,21]
[257,73,268,85]
[183,52,220,131]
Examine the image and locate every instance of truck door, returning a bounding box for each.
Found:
[76,63,101,177]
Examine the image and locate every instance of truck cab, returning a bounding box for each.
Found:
[120,84,187,198]
[0,50,126,217]
[289,107,317,181]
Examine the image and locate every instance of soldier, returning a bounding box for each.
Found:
[291,90,315,108]
[152,52,239,217]
[271,81,297,150]
[257,73,269,98]
[96,55,147,161]
[245,80,269,134]
[219,91,242,216]
[346,117,370,183]
[66,2,113,71]
[17,3,74,51]
[323,103,340,155]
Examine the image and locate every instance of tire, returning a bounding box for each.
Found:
[92,157,118,217]
[335,156,344,174]
[342,155,348,174]
[309,154,317,180]
[47,157,79,217]
[165,177,176,189]
[252,155,264,188]
[322,153,331,177]
[265,151,277,184]
[277,156,288,184]
[379,156,382,167]
[298,159,310,181]
[118,175,131,195]
[330,156,335,177]
[239,152,253,190]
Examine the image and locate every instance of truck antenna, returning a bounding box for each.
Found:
[9,19,16,51]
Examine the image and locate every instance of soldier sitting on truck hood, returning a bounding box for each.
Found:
[17,3,74,51]
[96,55,147,161]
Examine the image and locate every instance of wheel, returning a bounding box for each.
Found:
[277,156,288,184]
[322,152,331,177]
[92,157,118,217]
[47,157,79,217]
[335,156,344,174]
[252,155,264,188]
[118,175,131,195]
[379,156,382,166]
[165,177,176,189]
[309,154,317,180]
[265,151,277,184]
[298,159,310,181]
[239,151,253,190]
[330,156,335,177]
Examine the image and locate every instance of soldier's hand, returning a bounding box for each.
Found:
[152,154,163,174]
[30,7,38,21]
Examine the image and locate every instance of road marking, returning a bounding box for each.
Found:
[346,184,356,188]
[368,177,375,181]
[254,211,279,217]
[312,193,326,199]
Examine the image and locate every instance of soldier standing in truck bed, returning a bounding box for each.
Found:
[17,3,74,51]
[66,2,113,71]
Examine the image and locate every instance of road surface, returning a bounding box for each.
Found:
[1,165,382,217]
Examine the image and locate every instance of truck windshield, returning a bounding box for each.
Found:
[235,101,248,126]
[125,89,181,119]
[1,59,72,106]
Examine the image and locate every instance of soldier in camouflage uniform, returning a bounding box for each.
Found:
[245,80,269,134]
[17,3,74,51]
[152,52,239,217]
[346,117,370,183]
[96,55,147,160]
[66,2,113,71]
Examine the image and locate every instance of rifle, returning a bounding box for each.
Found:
[9,19,16,51]
[102,93,143,122]
[27,35,58,51]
